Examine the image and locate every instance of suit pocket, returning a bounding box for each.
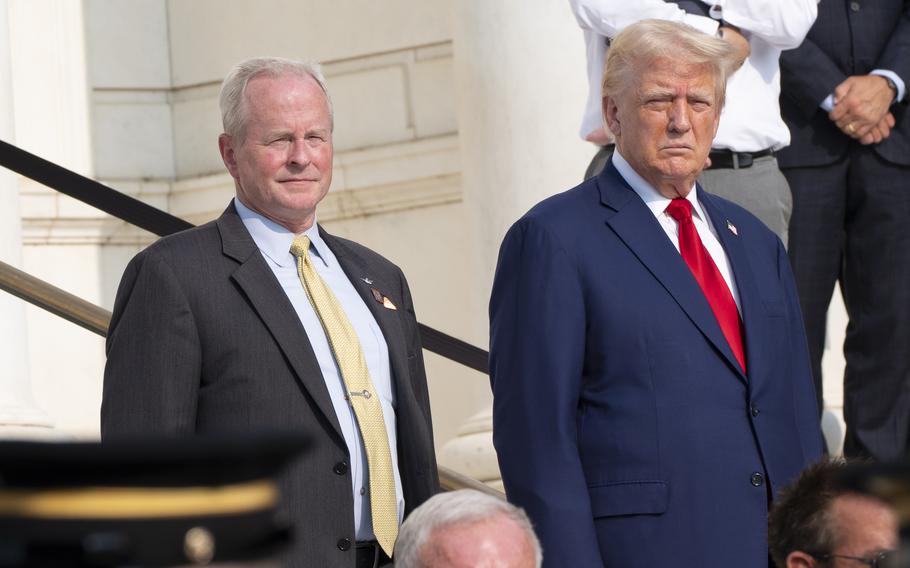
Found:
[588,480,669,518]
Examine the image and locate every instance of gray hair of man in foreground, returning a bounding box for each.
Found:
[395,489,543,568]
[219,56,334,140]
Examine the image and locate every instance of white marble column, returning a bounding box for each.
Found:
[443,1,591,484]
[0,0,53,436]
[453,0,592,295]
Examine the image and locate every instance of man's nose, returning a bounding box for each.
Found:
[667,99,692,133]
[287,139,311,168]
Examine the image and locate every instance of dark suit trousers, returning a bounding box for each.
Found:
[783,144,910,460]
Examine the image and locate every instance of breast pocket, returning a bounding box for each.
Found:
[588,480,669,518]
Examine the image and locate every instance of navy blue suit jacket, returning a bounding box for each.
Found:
[778,0,910,168]
[489,164,823,567]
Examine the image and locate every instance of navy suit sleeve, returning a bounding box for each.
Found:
[101,250,201,437]
[778,239,825,462]
[489,217,603,567]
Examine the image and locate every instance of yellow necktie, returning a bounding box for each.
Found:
[289,235,398,556]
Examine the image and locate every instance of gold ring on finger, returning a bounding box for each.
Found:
[847,123,856,134]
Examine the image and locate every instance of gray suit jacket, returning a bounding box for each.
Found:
[101,203,438,567]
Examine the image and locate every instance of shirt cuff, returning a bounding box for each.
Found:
[820,94,835,113]
[870,69,906,103]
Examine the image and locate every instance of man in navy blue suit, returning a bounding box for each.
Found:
[490,20,823,567]
[778,0,910,462]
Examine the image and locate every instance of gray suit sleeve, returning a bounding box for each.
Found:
[101,250,201,437]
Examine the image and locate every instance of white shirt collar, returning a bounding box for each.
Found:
[234,197,331,268]
[611,150,708,223]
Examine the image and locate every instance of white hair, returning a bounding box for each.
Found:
[219,56,334,140]
[395,490,542,567]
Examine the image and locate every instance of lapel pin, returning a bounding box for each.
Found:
[726,220,738,236]
[361,277,373,285]
[370,288,398,310]
[370,287,397,310]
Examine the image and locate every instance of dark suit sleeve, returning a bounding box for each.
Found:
[101,250,201,437]
[489,217,603,567]
[778,239,825,461]
[877,2,910,95]
[397,265,440,495]
[779,37,846,118]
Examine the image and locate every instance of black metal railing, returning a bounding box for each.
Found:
[0,139,489,374]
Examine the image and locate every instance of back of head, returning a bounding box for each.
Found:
[395,489,542,568]
[601,19,738,107]
[219,56,333,140]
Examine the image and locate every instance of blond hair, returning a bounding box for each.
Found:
[602,19,738,108]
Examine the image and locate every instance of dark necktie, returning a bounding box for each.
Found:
[666,198,746,373]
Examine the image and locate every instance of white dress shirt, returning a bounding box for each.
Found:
[612,150,742,312]
[570,0,818,152]
[235,198,404,541]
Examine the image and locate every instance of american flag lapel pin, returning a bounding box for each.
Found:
[726,220,738,236]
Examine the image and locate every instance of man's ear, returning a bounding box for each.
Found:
[785,550,818,568]
[218,133,239,179]
[602,96,621,138]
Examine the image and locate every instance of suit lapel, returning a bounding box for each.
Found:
[699,193,768,391]
[320,228,413,410]
[216,205,345,442]
[597,165,747,383]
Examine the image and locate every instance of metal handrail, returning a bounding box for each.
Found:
[0,259,503,497]
[0,260,109,336]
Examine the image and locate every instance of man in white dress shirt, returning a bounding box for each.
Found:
[570,0,818,247]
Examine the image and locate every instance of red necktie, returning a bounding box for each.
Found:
[666,198,746,373]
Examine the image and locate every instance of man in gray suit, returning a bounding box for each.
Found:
[101,57,438,568]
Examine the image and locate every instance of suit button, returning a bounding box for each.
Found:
[751,472,764,487]
[337,538,352,551]
[751,405,760,417]
[333,461,349,475]
[850,1,860,11]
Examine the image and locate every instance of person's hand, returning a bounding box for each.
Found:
[858,112,895,145]
[829,75,895,139]
[719,25,750,71]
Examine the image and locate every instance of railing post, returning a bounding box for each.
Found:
[0,0,53,436]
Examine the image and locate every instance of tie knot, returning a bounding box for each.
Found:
[666,198,693,222]
[289,235,311,258]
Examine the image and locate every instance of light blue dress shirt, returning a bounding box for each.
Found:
[235,198,404,541]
